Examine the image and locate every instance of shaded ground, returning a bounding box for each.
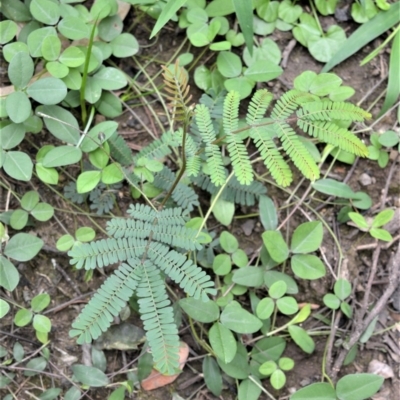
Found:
[1,9,399,400]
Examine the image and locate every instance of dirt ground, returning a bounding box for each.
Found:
[1,8,399,400]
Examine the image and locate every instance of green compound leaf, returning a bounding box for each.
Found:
[217,51,242,78]
[220,301,263,334]
[6,91,31,123]
[57,16,90,40]
[290,382,336,400]
[72,365,109,387]
[0,20,18,44]
[110,33,139,57]
[4,233,44,262]
[10,209,29,230]
[288,325,315,354]
[8,51,34,88]
[21,191,40,211]
[59,46,85,68]
[42,146,82,167]
[262,230,289,263]
[290,221,323,253]
[92,67,127,90]
[36,163,59,185]
[27,77,67,105]
[33,314,51,333]
[31,203,54,222]
[243,60,282,82]
[3,151,33,181]
[41,35,61,61]
[0,299,10,318]
[179,297,219,323]
[31,293,51,312]
[209,322,237,364]
[336,373,384,400]
[0,122,26,149]
[203,356,223,396]
[30,0,60,25]
[291,254,326,280]
[37,105,80,144]
[0,256,20,291]
[14,308,33,327]
[76,170,102,193]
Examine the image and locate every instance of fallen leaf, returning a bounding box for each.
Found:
[141,341,189,391]
[368,359,394,379]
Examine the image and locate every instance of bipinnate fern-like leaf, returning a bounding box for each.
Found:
[69,205,216,375]
[246,89,274,125]
[297,101,371,122]
[69,258,142,343]
[148,242,216,301]
[195,104,226,186]
[224,91,253,185]
[274,121,320,182]
[162,61,192,122]
[153,166,199,211]
[297,120,368,156]
[137,261,180,375]
[192,173,266,206]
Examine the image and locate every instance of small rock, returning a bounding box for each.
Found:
[359,173,372,186]
[241,219,255,236]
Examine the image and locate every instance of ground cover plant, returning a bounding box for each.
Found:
[0,1,399,399]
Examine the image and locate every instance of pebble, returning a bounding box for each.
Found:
[358,172,372,186]
[241,219,255,236]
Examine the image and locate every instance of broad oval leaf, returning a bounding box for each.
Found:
[6,91,31,123]
[336,373,384,400]
[27,77,67,105]
[92,67,127,90]
[238,377,262,400]
[8,51,34,88]
[110,33,139,57]
[232,266,264,287]
[203,356,223,396]
[0,299,10,318]
[264,270,298,294]
[4,233,43,262]
[217,51,242,78]
[290,221,323,253]
[76,170,101,193]
[37,105,80,144]
[220,301,263,334]
[71,364,109,387]
[80,121,118,153]
[209,322,237,364]
[179,298,219,323]
[290,382,336,400]
[3,151,33,181]
[42,146,82,167]
[33,314,51,333]
[57,16,89,40]
[0,256,20,291]
[288,325,315,354]
[262,230,289,263]
[24,357,47,376]
[31,203,54,222]
[244,60,282,82]
[291,254,326,280]
[30,0,60,25]
[217,342,250,379]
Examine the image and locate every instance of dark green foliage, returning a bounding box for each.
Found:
[68,204,216,375]
[108,132,133,166]
[192,173,267,206]
[153,167,200,211]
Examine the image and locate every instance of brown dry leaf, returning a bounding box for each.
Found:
[368,359,394,379]
[141,341,190,391]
